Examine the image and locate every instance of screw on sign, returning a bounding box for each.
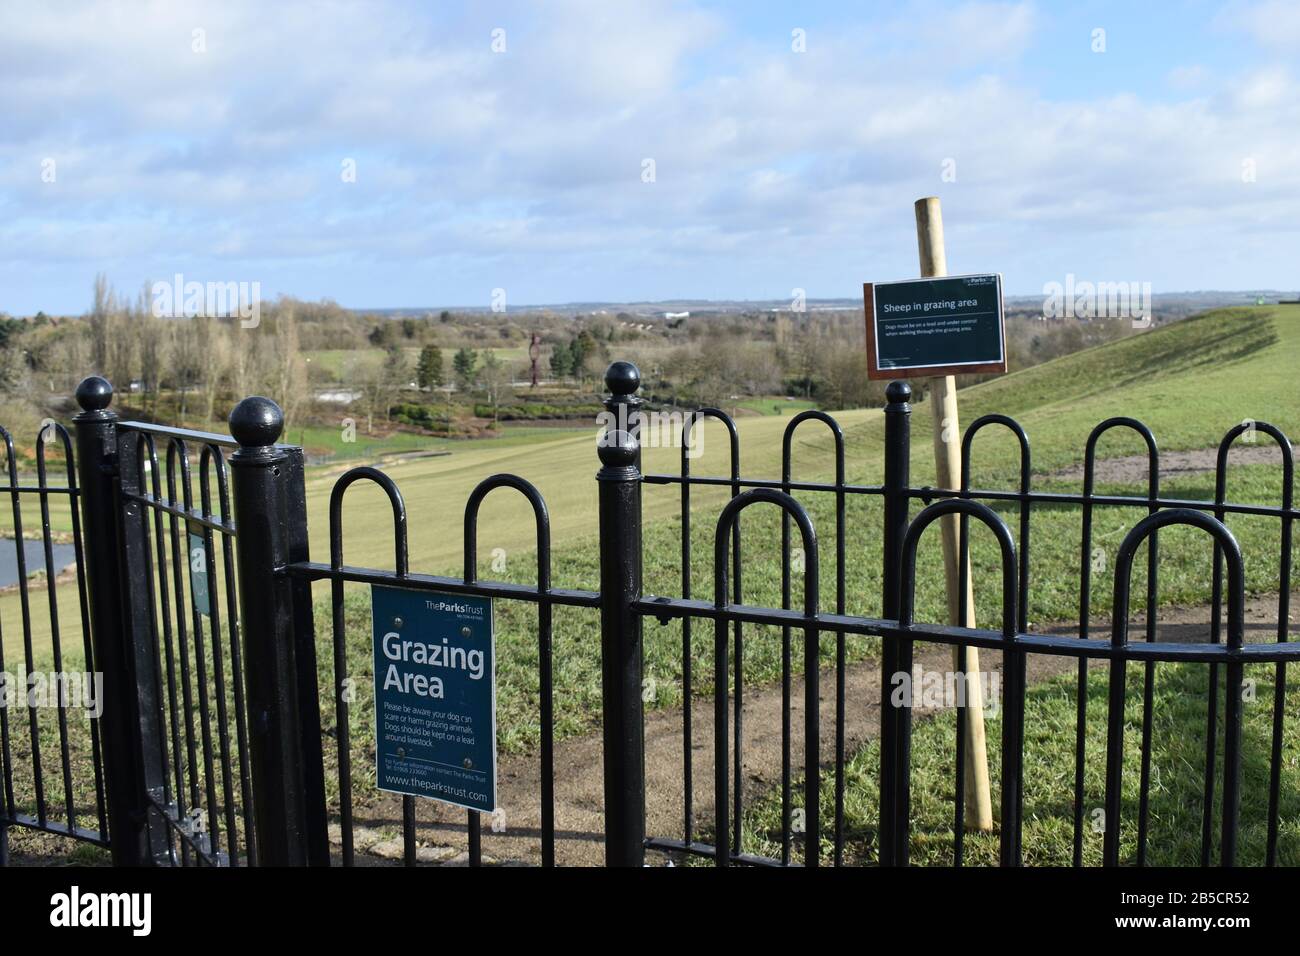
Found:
[371,586,498,813]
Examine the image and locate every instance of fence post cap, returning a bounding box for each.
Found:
[885,381,912,404]
[605,361,640,397]
[75,376,114,412]
[229,396,284,448]
[597,428,638,469]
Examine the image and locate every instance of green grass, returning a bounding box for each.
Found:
[289,423,434,459]
[313,456,1298,768]
[732,396,819,416]
[913,305,1300,482]
[287,420,587,463]
[3,306,1299,860]
[740,660,1300,866]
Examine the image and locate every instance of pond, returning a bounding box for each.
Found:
[0,537,78,588]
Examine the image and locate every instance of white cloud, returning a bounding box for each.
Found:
[1221,0,1300,47]
[0,0,1297,310]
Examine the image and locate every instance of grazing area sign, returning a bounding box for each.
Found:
[863,273,1007,379]
[371,586,497,813]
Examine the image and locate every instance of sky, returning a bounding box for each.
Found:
[1,0,1297,315]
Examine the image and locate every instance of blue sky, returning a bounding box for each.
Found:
[1,0,1297,314]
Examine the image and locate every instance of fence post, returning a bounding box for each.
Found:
[227,397,328,866]
[597,361,646,866]
[73,376,170,865]
[880,380,912,866]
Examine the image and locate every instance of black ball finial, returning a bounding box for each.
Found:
[228,396,284,448]
[75,376,113,412]
[885,380,912,404]
[604,361,640,397]
[597,428,638,468]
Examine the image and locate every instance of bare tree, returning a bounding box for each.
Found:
[88,273,113,374]
[227,319,270,409]
[347,349,403,435]
[195,313,232,425]
[266,304,308,430]
[478,351,513,424]
[133,285,163,415]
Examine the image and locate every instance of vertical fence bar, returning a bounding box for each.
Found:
[0,428,16,863]
[73,376,169,865]
[139,435,189,865]
[282,446,329,866]
[164,443,200,864]
[880,380,911,866]
[679,426,695,851]
[113,429,174,863]
[227,397,327,866]
[597,363,645,867]
[1265,433,1293,866]
[35,434,77,831]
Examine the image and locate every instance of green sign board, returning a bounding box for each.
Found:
[864,274,1006,379]
[371,586,497,813]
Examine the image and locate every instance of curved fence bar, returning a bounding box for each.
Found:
[681,407,746,856]
[1104,508,1245,867]
[1077,417,1159,866]
[327,466,408,866]
[900,498,1020,866]
[1212,421,1293,865]
[711,488,818,867]
[781,410,845,865]
[956,413,1030,864]
[670,408,743,858]
[463,474,555,867]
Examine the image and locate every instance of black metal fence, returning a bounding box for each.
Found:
[0,361,1294,866]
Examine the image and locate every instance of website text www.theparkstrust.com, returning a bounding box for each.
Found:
[1113,891,1252,930]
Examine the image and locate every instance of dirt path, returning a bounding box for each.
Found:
[342,588,1297,866]
[1047,444,1290,484]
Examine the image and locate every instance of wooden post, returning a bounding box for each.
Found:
[914,196,994,831]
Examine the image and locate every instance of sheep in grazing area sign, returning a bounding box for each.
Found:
[863,274,1007,379]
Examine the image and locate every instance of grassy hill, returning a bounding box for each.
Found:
[815,304,1298,487]
[937,304,1298,477]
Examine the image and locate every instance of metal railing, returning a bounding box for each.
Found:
[637,376,1295,867]
[0,362,1293,867]
[0,415,106,858]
